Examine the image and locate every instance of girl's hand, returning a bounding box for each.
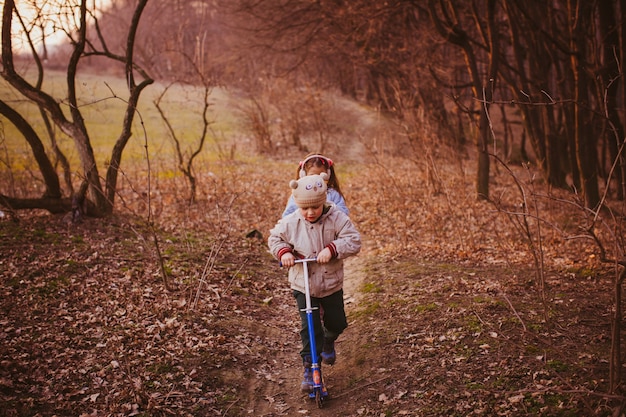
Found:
[317,247,332,264]
[281,252,296,268]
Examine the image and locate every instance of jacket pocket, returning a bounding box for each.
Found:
[321,261,343,293]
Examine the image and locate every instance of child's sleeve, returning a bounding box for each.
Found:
[282,196,298,218]
[331,214,361,259]
[327,189,349,215]
[268,220,293,260]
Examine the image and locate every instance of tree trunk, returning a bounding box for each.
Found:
[622,0,626,200]
[0,100,61,198]
[598,0,625,200]
[569,1,600,209]
[1,0,151,217]
[502,1,569,189]
[428,0,498,200]
[105,0,152,209]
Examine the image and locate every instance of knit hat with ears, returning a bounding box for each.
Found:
[290,173,328,208]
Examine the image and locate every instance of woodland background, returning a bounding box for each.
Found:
[2,1,626,416]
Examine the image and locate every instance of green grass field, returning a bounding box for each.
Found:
[1,66,398,203]
[0,68,241,181]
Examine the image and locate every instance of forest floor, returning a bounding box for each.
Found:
[1,139,626,416]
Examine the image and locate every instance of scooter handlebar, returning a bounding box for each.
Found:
[295,258,318,263]
[279,257,317,267]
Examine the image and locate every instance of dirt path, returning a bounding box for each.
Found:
[241,252,370,416]
[343,255,367,307]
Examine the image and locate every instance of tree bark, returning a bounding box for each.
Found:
[0,194,71,213]
[105,0,153,207]
[0,100,61,198]
[598,0,625,200]
[428,0,496,200]
[1,0,152,217]
[569,0,600,209]
[1,0,106,216]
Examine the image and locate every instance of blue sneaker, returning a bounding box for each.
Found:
[301,367,313,393]
[321,339,336,365]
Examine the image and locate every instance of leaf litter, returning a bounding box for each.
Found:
[0,153,624,416]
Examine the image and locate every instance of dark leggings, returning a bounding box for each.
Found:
[293,289,347,361]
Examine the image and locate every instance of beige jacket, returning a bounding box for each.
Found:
[268,204,361,298]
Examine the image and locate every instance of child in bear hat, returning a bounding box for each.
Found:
[268,173,361,393]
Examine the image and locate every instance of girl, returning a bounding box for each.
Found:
[269,173,361,393]
[282,153,349,217]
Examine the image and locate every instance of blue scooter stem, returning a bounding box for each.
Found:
[295,258,321,369]
[280,257,328,405]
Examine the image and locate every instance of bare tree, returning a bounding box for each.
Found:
[598,0,625,200]
[154,75,214,203]
[0,0,152,217]
[428,0,500,200]
[567,1,600,209]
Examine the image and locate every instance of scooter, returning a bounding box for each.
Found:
[294,258,329,408]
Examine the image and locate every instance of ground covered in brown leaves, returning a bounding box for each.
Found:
[1,146,625,416]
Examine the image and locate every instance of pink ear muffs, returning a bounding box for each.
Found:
[299,154,333,178]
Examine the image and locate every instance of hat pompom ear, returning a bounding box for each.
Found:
[289,179,299,190]
[319,172,329,181]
